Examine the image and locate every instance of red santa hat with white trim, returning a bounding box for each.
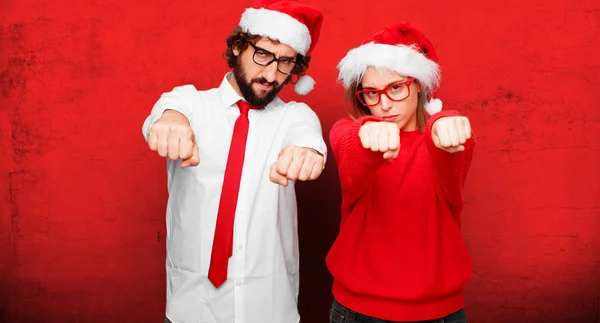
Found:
[238,0,323,95]
[337,22,443,115]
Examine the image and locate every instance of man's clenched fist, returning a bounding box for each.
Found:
[147,110,200,168]
[432,116,472,153]
[269,145,324,187]
[359,121,400,159]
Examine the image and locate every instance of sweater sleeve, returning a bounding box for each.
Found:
[424,110,476,217]
[329,116,388,200]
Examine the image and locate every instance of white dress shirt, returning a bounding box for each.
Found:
[141,73,327,323]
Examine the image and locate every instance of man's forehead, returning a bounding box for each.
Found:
[255,37,297,56]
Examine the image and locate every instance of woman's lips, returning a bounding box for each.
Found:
[382,114,399,121]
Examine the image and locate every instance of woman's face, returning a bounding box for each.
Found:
[358,67,421,131]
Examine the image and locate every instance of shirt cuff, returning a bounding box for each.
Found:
[142,106,193,140]
[287,136,328,165]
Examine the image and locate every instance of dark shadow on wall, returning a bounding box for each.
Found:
[297,150,342,323]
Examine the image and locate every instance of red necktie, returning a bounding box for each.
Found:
[208,100,257,288]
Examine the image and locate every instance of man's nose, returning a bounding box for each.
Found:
[263,62,278,83]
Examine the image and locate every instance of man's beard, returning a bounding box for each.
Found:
[233,62,290,107]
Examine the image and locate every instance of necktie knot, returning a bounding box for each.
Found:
[237,100,258,115]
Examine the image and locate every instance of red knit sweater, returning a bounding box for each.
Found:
[326,110,475,321]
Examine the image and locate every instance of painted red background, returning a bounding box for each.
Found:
[1,0,599,322]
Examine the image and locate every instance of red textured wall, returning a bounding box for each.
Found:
[1,0,599,322]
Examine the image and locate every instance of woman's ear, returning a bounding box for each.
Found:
[415,80,422,94]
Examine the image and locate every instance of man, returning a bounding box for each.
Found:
[140,1,325,322]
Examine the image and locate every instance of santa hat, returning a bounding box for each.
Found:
[238,0,323,95]
[337,22,443,115]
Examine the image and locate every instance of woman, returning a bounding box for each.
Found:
[327,22,475,323]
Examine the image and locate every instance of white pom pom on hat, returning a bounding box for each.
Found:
[424,97,443,115]
[294,75,315,95]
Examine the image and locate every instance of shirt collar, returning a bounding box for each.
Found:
[218,72,244,108]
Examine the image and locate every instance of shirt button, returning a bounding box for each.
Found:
[235,280,242,286]
[237,244,243,250]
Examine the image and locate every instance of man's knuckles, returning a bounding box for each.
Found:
[169,124,193,138]
[275,163,288,175]
[151,123,192,135]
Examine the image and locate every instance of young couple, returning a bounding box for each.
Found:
[141,1,475,323]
